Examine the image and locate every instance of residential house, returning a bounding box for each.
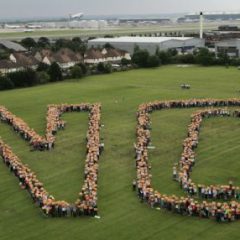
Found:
[35,48,83,69]
[84,47,131,64]
[0,52,39,75]
[0,60,20,75]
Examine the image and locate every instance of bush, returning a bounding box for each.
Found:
[48,62,62,82]
[147,55,161,67]
[121,58,131,66]
[78,63,88,75]
[37,62,50,72]
[195,48,215,66]
[7,68,39,88]
[70,65,83,79]
[132,49,149,68]
[0,76,15,90]
[177,54,195,64]
[36,71,50,84]
[37,37,50,48]
[104,63,112,73]
[97,62,105,73]
[21,38,37,50]
[97,62,112,74]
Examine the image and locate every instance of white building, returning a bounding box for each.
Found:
[88,36,205,55]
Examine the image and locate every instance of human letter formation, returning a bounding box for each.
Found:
[1,99,240,222]
[135,99,240,222]
[0,103,102,217]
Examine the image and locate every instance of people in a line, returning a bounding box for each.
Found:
[176,108,240,201]
[135,99,240,222]
[0,103,103,217]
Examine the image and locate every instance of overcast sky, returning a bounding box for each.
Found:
[1,0,240,19]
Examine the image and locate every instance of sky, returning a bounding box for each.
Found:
[0,0,240,19]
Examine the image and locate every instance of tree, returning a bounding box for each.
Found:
[0,75,14,90]
[104,63,112,73]
[21,38,37,50]
[217,52,230,65]
[177,54,195,64]
[104,35,114,38]
[121,58,131,66]
[37,37,50,48]
[97,62,112,74]
[72,37,82,43]
[36,71,50,84]
[155,46,160,56]
[70,65,83,79]
[195,48,215,66]
[37,62,50,72]
[52,38,87,53]
[158,51,171,64]
[97,62,105,73]
[78,63,88,75]
[48,62,62,81]
[103,43,114,49]
[7,68,39,88]
[133,44,140,53]
[132,49,150,68]
[147,55,161,68]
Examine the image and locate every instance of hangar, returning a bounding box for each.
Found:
[88,36,205,55]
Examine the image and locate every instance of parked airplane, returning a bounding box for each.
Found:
[26,24,42,29]
[5,24,23,29]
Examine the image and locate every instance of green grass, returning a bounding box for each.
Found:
[1,65,240,240]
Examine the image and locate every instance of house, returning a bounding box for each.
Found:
[84,48,106,64]
[35,48,83,69]
[10,52,39,69]
[84,47,131,64]
[0,52,39,74]
[0,60,20,74]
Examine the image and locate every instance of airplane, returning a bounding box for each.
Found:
[4,24,23,29]
[25,24,42,29]
[69,12,84,20]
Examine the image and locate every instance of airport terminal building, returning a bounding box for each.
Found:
[88,37,205,54]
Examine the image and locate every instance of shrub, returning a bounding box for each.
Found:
[70,65,83,79]
[7,68,39,87]
[147,55,161,68]
[48,62,62,82]
[121,58,131,66]
[0,75,15,90]
[36,71,50,84]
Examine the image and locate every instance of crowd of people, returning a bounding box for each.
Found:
[0,103,102,217]
[135,99,240,222]
[176,108,240,200]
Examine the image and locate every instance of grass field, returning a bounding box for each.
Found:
[1,65,240,240]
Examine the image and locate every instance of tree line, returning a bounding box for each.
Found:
[132,45,240,68]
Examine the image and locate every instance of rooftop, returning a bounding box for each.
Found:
[0,40,26,52]
[89,36,194,44]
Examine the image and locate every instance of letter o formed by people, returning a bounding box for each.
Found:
[134,99,240,222]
